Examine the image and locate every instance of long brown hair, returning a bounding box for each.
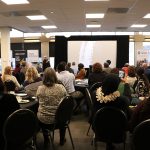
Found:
[43,68,58,87]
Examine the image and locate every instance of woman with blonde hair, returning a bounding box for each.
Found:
[2,66,21,89]
[23,66,42,87]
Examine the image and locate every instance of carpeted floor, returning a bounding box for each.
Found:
[35,112,132,150]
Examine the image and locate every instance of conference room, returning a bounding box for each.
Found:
[1,0,150,150]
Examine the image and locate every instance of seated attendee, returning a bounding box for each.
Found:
[110,67,132,102]
[88,62,107,88]
[56,61,84,112]
[36,62,43,73]
[92,74,131,119]
[129,97,150,133]
[66,62,74,74]
[126,65,137,88]
[75,63,86,79]
[36,67,67,146]
[57,61,83,98]
[122,63,129,76]
[144,65,150,82]
[20,61,28,77]
[103,62,111,73]
[23,66,42,87]
[2,66,21,90]
[0,78,20,150]
[134,67,149,98]
[71,62,78,75]
[25,81,42,97]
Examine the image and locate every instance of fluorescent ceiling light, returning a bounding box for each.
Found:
[86,24,101,28]
[143,13,150,18]
[86,13,104,18]
[42,25,57,29]
[84,0,109,1]
[131,24,147,28]
[1,0,29,5]
[26,15,47,20]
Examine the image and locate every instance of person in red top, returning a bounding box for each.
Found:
[75,63,86,79]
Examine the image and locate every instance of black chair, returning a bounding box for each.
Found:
[92,107,128,150]
[46,95,75,149]
[3,109,38,150]
[89,82,102,93]
[4,80,16,92]
[132,119,150,150]
[85,88,94,136]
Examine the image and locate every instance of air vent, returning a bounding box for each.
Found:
[116,27,128,30]
[107,8,129,14]
[0,10,42,17]
[30,26,44,32]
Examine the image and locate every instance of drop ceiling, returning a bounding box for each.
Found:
[0,0,150,33]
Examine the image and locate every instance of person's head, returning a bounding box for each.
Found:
[142,63,148,69]
[92,62,102,73]
[16,63,20,68]
[21,61,27,67]
[102,74,120,95]
[136,67,144,78]
[57,61,67,72]
[104,62,109,68]
[106,60,111,65]
[44,56,48,60]
[43,68,58,87]
[128,66,136,77]
[4,66,12,75]
[25,66,39,82]
[110,67,119,75]
[124,63,129,67]
[78,63,84,70]
[72,62,75,66]
[67,62,71,68]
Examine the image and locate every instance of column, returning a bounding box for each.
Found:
[0,27,11,73]
[41,41,49,59]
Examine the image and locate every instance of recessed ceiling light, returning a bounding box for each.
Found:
[131,24,147,28]
[1,0,29,5]
[143,13,150,18]
[42,26,57,29]
[26,15,47,20]
[84,0,109,1]
[86,13,104,18]
[86,24,101,28]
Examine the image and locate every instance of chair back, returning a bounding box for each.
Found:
[55,95,74,125]
[3,109,38,150]
[93,107,127,143]
[132,119,150,150]
[4,80,16,92]
[85,88,93,118]
[89,82,102,93]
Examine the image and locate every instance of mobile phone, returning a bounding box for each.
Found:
[119,70,125,78]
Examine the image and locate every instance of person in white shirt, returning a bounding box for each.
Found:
[56,62,83,107]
